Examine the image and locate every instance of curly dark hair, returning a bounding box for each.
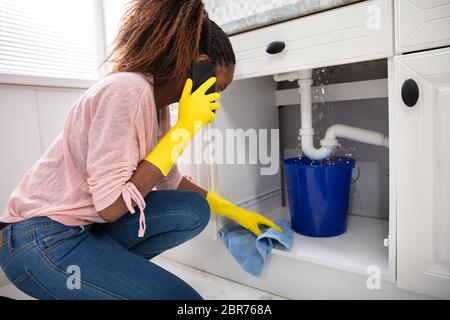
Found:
[106,0,236,83]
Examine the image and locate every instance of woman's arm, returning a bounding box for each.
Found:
[98,78,219,224]
[177,177,282,236]
[98,160,162,223]
[177,176,208,197]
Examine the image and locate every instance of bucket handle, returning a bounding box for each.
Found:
[352,166,360,184]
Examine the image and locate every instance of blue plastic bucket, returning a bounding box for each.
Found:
[283,156,356,237]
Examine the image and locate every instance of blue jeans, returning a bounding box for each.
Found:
[0,190,210,300]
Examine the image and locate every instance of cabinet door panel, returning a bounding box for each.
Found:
[396,0,450,53]
[396,48,450,299]
[213,76,280,205]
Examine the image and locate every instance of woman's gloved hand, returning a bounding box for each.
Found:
[145,77,221,176]
[206,192,283,236]
[177,77,221,135]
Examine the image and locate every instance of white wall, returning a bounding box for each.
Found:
[102,0,130,55]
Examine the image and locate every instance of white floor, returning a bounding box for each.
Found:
[0,256,287,300]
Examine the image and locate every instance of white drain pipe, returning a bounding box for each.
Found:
[274,69,389,161]
[322,124,389,149]
[297,70,334,160]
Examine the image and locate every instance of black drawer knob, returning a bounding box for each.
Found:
[266,41,286,54]
[401,79,419,107]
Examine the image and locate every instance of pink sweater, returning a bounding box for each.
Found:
[0,72,183,237]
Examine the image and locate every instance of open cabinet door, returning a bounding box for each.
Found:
[169,105,217,239]
[212,76,281,231]
[395,48,450,299]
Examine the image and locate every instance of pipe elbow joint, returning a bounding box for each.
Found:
[301,136,335,161]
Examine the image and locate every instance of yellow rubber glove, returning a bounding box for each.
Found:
[145,77,221,176]
[206,192,283,236]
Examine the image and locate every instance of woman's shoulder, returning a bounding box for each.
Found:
[94,72,152,94]
[80,72,150,101]
[80,72,155,116]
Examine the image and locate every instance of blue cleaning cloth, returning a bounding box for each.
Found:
[218,219,293,277]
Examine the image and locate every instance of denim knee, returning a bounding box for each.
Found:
[180,191,211,232]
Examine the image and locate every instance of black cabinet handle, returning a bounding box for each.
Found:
[266,41,286,54]
[401,79,419,107]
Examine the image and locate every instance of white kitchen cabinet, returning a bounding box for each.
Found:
[164,60,420,298]
[164,63,432,298]
[395,47,450,299]
[163,0,449,299]
[395,0,450,54]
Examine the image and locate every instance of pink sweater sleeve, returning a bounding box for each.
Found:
[86,80,149,237]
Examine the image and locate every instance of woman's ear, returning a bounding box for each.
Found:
[196,54,210,62]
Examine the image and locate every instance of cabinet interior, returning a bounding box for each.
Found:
[217,59,393,280]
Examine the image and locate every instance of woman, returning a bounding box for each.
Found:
[0,0,281,300]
